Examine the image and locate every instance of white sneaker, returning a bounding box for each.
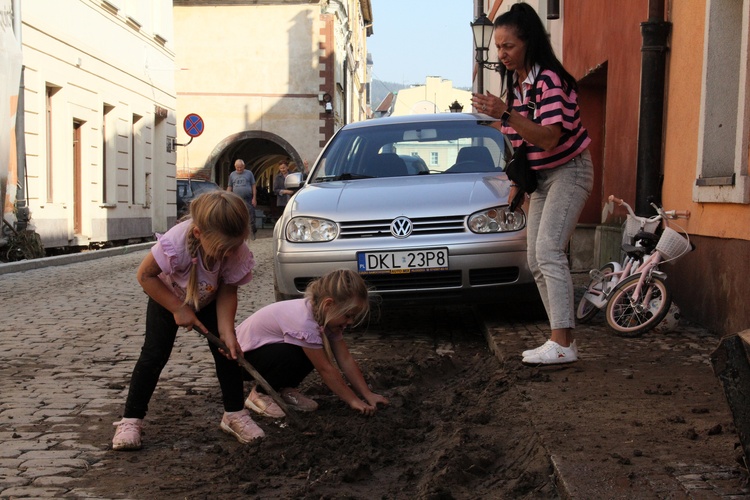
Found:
[522,340,578,365]
[522,339,577,358]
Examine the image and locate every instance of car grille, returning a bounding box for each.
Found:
[292,267,519,293]
[338,216,465,238]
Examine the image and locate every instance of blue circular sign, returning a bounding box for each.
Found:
[183,113,204,137]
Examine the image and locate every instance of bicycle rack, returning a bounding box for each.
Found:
[710,330,750,472]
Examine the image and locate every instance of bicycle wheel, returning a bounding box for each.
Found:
[576,263,616,323]
[605,272,672,337]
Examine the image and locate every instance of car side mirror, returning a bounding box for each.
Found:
[284,172,304,190]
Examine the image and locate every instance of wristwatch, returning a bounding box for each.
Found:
[501,108,511,125]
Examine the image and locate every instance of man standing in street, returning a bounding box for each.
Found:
[227,159,257,238]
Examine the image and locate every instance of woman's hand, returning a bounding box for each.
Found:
[471,91,507,118]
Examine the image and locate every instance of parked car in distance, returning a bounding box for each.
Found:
[176,178,221,218]
[272,113,537,304]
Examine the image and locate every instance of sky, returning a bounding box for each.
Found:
[366,1,475,89]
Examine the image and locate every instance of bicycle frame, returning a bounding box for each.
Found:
[625,250,663,306]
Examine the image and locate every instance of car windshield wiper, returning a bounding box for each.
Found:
[314,173,373,182]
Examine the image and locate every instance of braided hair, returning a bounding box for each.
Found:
[184,190,249,310]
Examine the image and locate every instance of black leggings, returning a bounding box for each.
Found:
[243,343,315,392]
[123,298,245,419]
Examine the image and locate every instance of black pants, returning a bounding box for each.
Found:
[243,343,315,391]
[123,298,245,419]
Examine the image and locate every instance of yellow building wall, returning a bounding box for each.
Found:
[663,0,750,240]
[173,4,325,175]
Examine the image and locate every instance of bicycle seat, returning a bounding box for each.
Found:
[633,231,660,252]
[621,243,649,259]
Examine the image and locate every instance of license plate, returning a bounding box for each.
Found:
[357,248,449,274]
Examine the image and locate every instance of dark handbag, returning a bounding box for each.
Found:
[506,142,537,212]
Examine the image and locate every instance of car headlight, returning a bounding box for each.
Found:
[285,217,338,242]
[468,207,525,233]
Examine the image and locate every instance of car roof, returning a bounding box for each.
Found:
[341,113,500,131]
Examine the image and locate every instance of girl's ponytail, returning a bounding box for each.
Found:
[184,226,203,310]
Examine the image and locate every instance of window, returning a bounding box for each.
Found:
[45,85,61,202]
[430,152,439,166]
[694,0,750,203]
[102,104,115,204]
[131,113,143,204]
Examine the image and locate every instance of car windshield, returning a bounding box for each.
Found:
[310,119,511,182]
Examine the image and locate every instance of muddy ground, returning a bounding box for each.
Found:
[73,230,746,499]
[82,310,557,499]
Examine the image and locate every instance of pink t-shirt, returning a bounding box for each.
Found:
[152,220,254,310]
[235,299,343,352]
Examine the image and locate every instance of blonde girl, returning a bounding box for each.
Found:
[113,190,263,450]
[236,269,390,418]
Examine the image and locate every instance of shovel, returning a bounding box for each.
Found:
[194,329,306,430]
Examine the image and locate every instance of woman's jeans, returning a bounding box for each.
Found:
[526,150,594,330]
[123,298,245,419]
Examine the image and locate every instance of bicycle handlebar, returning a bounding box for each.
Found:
[609,195,691,220]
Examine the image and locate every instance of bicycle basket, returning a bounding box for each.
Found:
[623,214,661,245]
[655,227,690,261]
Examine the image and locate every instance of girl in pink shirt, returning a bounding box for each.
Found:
[236,269,389,418]
[113,191,263,450]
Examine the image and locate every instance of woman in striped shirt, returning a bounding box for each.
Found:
[472,2,593,365]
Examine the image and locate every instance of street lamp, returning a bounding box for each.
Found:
[471,13,502,72]
[449,100,464,113]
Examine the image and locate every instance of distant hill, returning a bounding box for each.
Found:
[370,79,409,109]
[370,79,472,110]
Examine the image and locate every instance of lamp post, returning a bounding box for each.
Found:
[471,13,503,95]
[449,100,464,113]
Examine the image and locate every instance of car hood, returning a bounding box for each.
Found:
[289,174,511,220]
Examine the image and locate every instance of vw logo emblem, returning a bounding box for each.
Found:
[390,217,413,238]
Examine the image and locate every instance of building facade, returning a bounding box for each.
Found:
[12,0,177,249]
[476,0,750,335]
[172,0,372,212]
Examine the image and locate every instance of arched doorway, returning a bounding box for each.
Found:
[203,130,302,220]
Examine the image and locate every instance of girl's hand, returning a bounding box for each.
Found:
[365,393,390,408]
[218,330,240,360]
[350,399,377,416]
[173,304,199,330]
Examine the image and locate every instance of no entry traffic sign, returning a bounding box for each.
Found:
[183,113,204,137]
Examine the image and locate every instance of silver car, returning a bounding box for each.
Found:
[273,113,535,303]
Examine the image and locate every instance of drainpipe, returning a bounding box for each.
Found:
[635,0,671,215]
[12,0,29,231]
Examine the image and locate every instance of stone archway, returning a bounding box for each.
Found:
[203,130,302,215]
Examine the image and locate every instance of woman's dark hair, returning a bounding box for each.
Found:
[495,3,577,104]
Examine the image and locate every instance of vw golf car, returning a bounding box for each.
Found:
[272,113,535,303]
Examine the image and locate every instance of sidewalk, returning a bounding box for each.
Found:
[0,242,154,276]
[481,273,749,499]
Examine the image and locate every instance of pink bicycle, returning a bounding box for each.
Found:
[576,196,662,323]
[603,197,692,337]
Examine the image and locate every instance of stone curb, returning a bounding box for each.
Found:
[0,242,154,276]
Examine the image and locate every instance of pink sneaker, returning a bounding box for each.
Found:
[112,418,143,451]
[220,409,265,444]
[281,388,318,412]
[245,386,285,418]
